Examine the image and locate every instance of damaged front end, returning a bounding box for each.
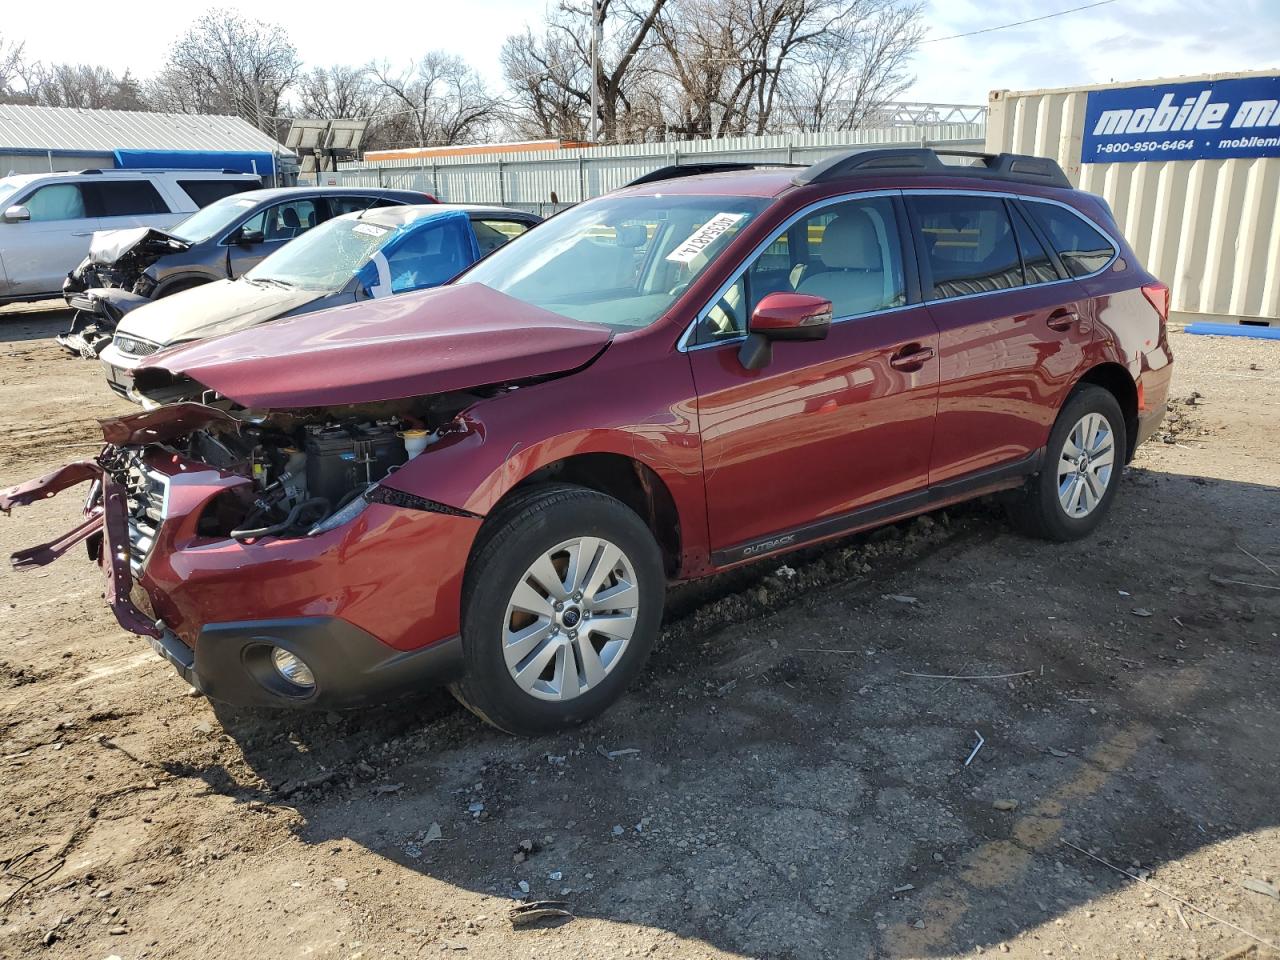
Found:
[58,229,191,358]
[1,398,485,707]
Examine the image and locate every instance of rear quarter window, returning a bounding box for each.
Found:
[87,180,171,217]
[1023,201,1117,278]
[179,179,259,208]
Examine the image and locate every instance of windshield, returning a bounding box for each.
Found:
[168,194,260,243]
[246,215,394,291]
[462,194,769,330]
[0,177,30,210]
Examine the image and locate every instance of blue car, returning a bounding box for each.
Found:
[99,204,541,401]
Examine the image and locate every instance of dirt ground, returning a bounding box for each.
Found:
[0,304,1276,960]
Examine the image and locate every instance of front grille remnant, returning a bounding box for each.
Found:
[121,451,166,574]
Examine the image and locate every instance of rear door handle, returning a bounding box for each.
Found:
[889,344,935,371]
[1046,308,1078,331]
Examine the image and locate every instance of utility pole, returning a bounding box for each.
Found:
[589,0,602,143]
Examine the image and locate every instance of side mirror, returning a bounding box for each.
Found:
[3,205,31,223]
[234,227,264,246]
[738,292,833,370]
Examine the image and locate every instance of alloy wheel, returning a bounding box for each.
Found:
[502,537,640,701]
[1057,411,1116,518]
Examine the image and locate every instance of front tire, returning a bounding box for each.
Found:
[450,484,665,735]
[1012,384,1126,541]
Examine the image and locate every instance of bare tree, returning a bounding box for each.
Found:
[148,9,301,137]
[0,35,24,102]
[502,0,668,143]
[780,0,924,131]
[369,53,499,148]
[501,26,591,140]
[297,64,378,121]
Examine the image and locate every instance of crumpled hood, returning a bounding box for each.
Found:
[134,282,613,408]
[88,227,189,265]
[116,279,325,347]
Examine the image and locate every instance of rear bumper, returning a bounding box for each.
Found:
[151,618,464,709]
[1133,357,1174,453]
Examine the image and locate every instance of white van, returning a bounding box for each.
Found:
[0,169,262,303]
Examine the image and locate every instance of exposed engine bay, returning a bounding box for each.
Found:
[126,391,487,546]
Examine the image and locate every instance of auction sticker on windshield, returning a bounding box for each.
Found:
[665,213,745,264]
[353,223,389,237]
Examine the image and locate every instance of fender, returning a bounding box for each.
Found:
[380,338,713,577]
[154,272,217,297]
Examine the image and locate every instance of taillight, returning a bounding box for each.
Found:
[422,193,439,203]
[1142,281,1171,323]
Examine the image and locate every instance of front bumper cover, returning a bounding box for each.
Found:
[152,617,463,709]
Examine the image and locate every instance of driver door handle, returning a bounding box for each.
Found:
[889,344,935,371]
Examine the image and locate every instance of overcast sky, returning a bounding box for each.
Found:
[4,0,1277,108]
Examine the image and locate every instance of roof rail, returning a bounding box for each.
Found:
[791,148,1071,189]
[627,161,802,187]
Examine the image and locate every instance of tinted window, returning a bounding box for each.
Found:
[21,183,87,221]
[1011,204,1060,284]
[1024,202,1116,277]
[473,218,529,255]
[910,195,1023,299]
[180,179,256,207]
[693,195,906,343]
[89,180,169,217]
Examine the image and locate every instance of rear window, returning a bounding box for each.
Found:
[88,180,170,217]
[1023,201,1117,277]
[179,179,258,208]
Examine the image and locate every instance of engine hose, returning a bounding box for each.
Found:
[229,497,330,541]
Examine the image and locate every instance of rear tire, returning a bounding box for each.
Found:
[1011,384,1126,541]
[450,483,665,736]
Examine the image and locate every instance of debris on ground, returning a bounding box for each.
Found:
[509,900,573,928]
[992,799,1019,812]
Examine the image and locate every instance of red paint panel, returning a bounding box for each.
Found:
[926,282,1093,484]
[689,307,940,551]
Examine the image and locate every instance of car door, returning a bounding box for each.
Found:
[905,192,1094,487]
[1,181,102,296]
[688,194,941,562]
[224,198,322,277]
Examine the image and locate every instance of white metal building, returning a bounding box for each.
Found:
[987,70,1280,326]
[0,104,295,179]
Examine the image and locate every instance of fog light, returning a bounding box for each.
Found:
[271,647,316,689]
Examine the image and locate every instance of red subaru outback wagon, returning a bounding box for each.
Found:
[3,149,1173,735]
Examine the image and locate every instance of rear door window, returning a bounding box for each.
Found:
[87,180,171,217]
[20,183,88,221]
[384,217,475,292]
[1023,201,1117,277]
[329,195,402,216]
[908,194,1022,300]
[179,179,255,208]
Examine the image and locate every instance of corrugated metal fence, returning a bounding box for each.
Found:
[315,124,984,217]
[988,74,1280,323]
